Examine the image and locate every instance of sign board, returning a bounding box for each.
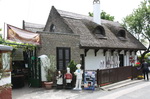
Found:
[84,71,96,91]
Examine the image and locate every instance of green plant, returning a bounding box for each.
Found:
[43,55,56,82]
[67,60,77,73]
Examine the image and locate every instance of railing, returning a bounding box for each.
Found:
[95,66,142,87]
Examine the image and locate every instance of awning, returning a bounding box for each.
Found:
[7,24,40,45]
[0,44,13,51]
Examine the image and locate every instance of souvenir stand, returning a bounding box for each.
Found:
[84,71,95,91]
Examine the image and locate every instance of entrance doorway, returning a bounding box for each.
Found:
[11,47,41,88]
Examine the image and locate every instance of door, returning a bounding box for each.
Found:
[57,47,71,70]
[28,48,41,87]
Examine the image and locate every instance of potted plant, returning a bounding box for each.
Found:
[40,55,56,89]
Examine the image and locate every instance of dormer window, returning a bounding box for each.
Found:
[93,26,106,39]
[118,29,126,40]
[50,24,55,32]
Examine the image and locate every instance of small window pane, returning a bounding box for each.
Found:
[65,60,70,67]
[58,49,63,59]
[65,49,70,59]
[58,61,63,70]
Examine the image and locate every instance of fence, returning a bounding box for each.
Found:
[96,66,142,87]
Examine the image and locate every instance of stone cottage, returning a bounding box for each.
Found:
[23,2,146,71]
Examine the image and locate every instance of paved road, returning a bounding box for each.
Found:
[13,79,150,99]
[73,80,150,99]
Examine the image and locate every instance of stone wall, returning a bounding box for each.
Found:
[37,31,80,64]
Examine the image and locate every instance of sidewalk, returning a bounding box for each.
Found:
[12,79,144,99]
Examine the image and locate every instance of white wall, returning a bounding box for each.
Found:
[83,49,136,70]
[85,49,105,70]
[0,72,11,86]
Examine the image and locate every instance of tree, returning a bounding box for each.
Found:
[122,0,150,61]
[89,10,115,21]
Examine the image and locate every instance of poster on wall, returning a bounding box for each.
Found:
[84,71,96,91]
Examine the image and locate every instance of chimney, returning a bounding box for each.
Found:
[93,0,101,25]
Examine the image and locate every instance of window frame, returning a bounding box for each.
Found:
[117,30,126,40]
[56,47,71,70]
[93,26,106,39]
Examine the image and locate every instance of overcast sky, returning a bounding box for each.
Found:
[0,0,143,30]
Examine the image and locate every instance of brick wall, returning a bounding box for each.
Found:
[37,31,80,64]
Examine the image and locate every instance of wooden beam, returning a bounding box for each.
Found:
[124,50,128,55]
[130,50,133,55]
[111,50,115,56]
[84,49,89,56]
[134,50,138,55]
[118,50,122,54]
[95,49,99,56]
[103,49,108,56]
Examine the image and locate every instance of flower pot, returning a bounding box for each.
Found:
[44,82,53,89]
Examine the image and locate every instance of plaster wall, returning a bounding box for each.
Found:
[85,49,105,70]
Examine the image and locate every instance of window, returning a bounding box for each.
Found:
[57,47,70,70]
[50,24,55,32]
[118,30,126,40]
[93,26,106,39]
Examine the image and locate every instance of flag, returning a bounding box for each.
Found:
[7,24,40,45]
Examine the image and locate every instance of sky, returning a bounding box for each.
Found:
[0,0,143,31]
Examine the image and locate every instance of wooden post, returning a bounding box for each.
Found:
[97,69,99,87]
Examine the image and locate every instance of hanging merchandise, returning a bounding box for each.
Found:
[84,71,95,91]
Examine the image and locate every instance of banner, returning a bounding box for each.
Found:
[7,24,40,45]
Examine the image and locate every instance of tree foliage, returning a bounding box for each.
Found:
[122,0,150,60]
[89,10,115,21]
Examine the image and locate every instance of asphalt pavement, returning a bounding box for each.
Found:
[12,78,146,99]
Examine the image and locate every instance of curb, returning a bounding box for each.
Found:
[100,79,143,91]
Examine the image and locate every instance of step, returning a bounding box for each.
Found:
[100,79,142,91]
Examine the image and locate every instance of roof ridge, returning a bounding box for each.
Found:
[57,9,93,20]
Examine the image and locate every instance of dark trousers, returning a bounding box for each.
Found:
[143,71,149,80]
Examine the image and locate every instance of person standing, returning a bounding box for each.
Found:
[141,60,149,80]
